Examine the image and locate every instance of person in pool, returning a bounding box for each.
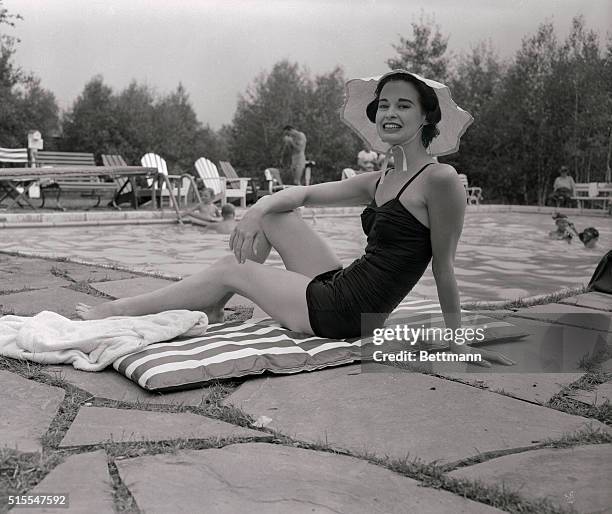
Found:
[76,70,512,366]
[191,204,237,235]
[549,213,576,242]
[184,187,221,223]
[549,213,599,248]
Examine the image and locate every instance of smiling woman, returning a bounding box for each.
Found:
[72,69,511,367]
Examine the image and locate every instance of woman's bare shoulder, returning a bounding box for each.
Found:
[426,162,459,182]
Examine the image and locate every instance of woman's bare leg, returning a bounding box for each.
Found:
[76,208,342,325]
[77,256,314,332]
[202,208,342,315]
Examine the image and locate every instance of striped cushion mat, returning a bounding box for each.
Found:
[113,298,526,391]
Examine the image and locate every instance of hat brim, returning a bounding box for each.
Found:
[341,70,474,156]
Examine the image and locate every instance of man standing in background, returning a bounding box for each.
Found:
[282,125,307,185]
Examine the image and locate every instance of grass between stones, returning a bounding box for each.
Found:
[49,266,119,298]
[546,368,612,424]
[0,450,65,513]
[262,433,575,514]
[462,285,589,311]
[0,286,44,296]
[1,249,181,282]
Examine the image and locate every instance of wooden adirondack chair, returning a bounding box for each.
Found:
[264,168,293,194]
[341,168,357,180]
[194,157,248,208]
[457,173,483,205]
[218,160,256,205]
[141,153,192,207]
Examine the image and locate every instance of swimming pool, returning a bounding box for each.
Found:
[1,211,609,302]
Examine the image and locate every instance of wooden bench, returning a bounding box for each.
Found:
[571,182,612,211]
[36,151,119,210]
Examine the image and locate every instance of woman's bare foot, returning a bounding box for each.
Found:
[75,302,121,320]
[77,301,226,324]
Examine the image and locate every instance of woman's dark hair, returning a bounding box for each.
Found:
[366,72,441,148]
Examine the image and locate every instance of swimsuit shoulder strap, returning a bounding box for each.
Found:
[374,167,393,191]
[394,162,435,200]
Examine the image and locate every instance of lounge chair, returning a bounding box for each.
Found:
[264,168,292,194]
[102,154,149,208]
[457,173,483,205]
[195,157,247,208]
[141,153,193,207]
[218,160,256,206]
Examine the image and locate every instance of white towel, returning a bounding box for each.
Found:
[0,310,208,371]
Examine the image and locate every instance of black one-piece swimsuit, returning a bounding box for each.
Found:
[305,163,434,339]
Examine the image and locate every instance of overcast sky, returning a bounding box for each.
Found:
[4,0,611,129]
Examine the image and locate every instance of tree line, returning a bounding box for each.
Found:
[1,1,610,204]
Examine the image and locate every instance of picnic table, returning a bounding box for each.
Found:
[0,166,183,220]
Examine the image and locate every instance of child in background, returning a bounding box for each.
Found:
[184,187,220,223]
[578,227,599,249]
[210,204,237,234]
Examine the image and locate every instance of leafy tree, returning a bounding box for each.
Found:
[61,79,224,171]
[444,41,505,196]
[555,16,611,183]
[0,1,58,149]
[61,75,118,155]
[112,81,156,164]
[445,16,610,204]
[229,60,361,183]
[386,13,451,81]
[230,60,309,177]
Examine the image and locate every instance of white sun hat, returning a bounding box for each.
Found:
[341,69,474,156]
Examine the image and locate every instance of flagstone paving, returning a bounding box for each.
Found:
[444,372,584,404]
[473,316,609,373]
[0,287,107,318]
[223,365,608,464]
[449,444,612,514]
[42,366,212,406]
[59,406,268,447]
[0,254,73,292]
[512,302,612,332]
[0,371,65,452]
[559,290,612,312]
[16,450,114,514]
[115,443,504,514]
[1,252,611,512]
[52,262,138,283]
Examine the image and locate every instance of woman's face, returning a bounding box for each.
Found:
[201,189,213,202]
[375,80,426,146]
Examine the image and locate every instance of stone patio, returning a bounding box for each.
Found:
[0,252,610,512]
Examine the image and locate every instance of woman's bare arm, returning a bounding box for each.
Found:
[252,171,380,214]
[229,172,380,263]
[426,165,465,333]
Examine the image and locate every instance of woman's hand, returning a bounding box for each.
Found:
[229,208,265,264]
[451,343,515,368]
